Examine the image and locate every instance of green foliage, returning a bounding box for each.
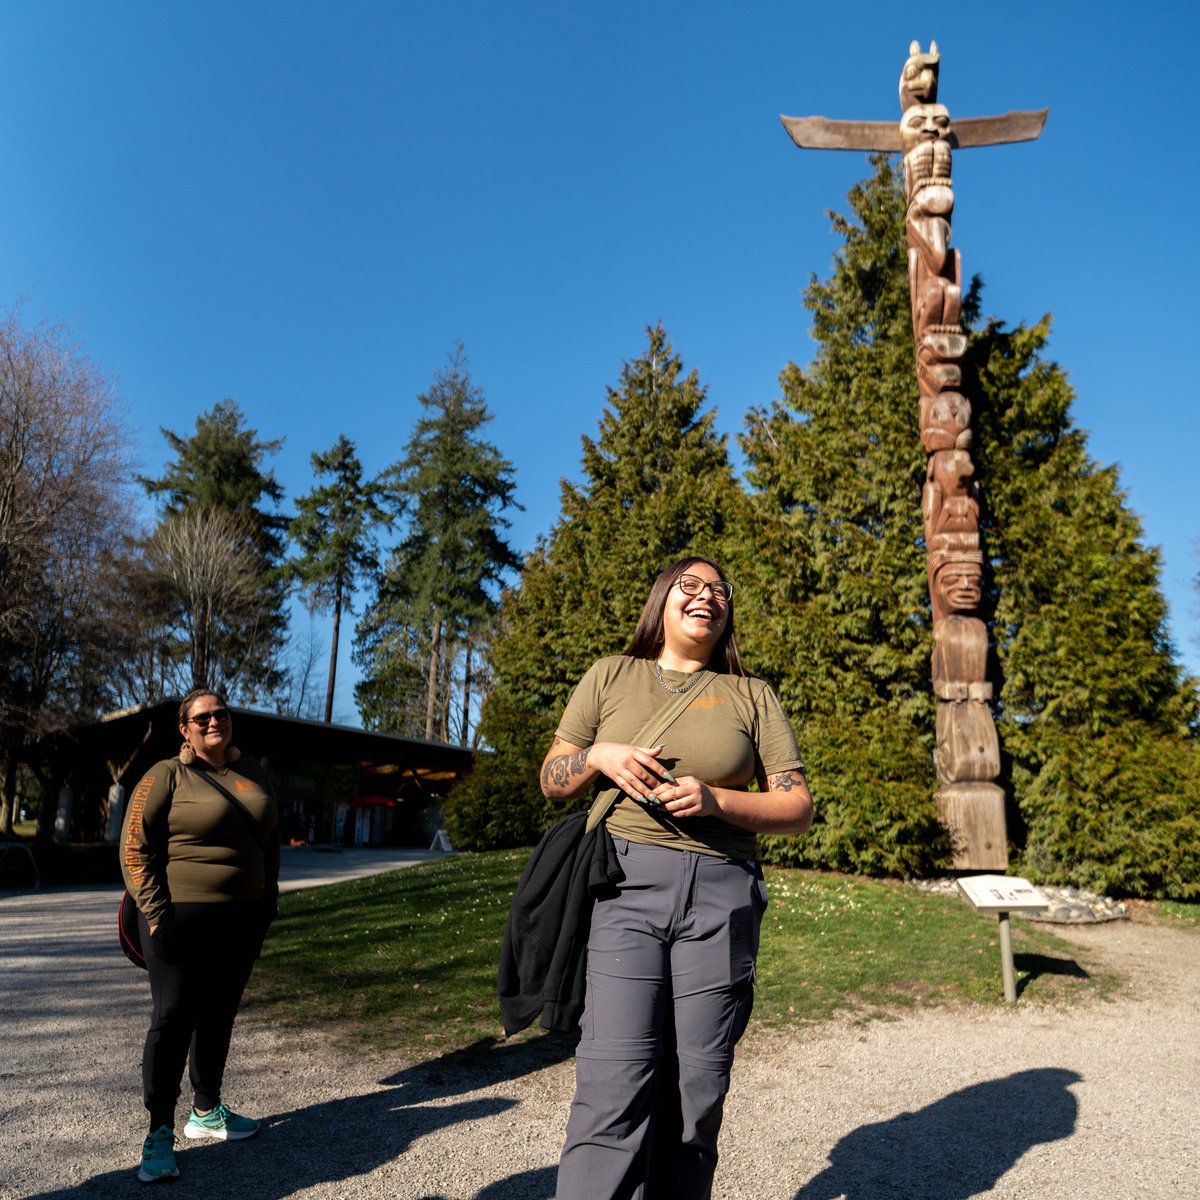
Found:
[141,397,287,560]
[970,314,1199,898]
[354,346,519,743]
[452,161,1195,898]
[741,156,1197,896]
[739,159,942,876]
[1014,729,1200,899]
[446,325,743,849]
[138,398,289,701]
[287,435,386,721]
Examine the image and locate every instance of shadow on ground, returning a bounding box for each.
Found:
[1013,951,1090,998]
[24,1035,573,1200]
[793,1067,1081,1200]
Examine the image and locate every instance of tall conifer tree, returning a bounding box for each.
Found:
[287,435,386,723]
[446,324,743,848]
[139,399,288,701]
[740,160,942,876]
[742,156,1197,894]
[972,319,1199,896]
[354,346,519,743]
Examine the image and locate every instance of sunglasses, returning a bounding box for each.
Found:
[188,708,230,727]
[676,574,733,602]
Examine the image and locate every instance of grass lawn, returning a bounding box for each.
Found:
[246,850,1121,1057]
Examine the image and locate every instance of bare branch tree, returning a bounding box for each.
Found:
[0,309,136,835]
[145,505,276,697]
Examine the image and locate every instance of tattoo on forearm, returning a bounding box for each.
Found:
[769,770,802,793]
[542,741,590,791]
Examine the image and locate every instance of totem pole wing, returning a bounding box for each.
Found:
[951,109,1049,148]
[781,109,1048,152]
[779,115,901,152]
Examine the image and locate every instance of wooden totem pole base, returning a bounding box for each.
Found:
[937,782,1008,870]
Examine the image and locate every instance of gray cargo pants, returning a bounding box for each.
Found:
[556,837,767,1200]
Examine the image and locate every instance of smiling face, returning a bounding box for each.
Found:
[661,561,730,661]
[180,692,233,765]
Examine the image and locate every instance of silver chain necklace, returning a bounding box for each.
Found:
[652,660,702,694]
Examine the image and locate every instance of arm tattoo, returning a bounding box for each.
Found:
[768,770,803,794]
[541,738,590,791]
[550,750,589,788]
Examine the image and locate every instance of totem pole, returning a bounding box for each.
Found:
[780,42,1047,869]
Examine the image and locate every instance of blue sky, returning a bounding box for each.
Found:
[2,2,1197,723]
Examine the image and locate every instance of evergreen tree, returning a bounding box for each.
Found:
[742,156,1198,894]
[354,346,519,743]
[972,318,1199,897]
[287,435,386,722]
[139,399,288,701]
[446,324,744,849]
[740,160,943,877]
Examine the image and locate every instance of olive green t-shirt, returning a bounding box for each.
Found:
[120,756,281,926]
[555,656,804,859]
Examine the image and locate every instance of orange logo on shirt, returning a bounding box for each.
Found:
[235,779,256,792]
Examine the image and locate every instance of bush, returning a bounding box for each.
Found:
[444,756,546,851]
[760,706,947,878]
[1013,728,1200,900]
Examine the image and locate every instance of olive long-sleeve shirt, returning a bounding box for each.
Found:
[120,756,280,927]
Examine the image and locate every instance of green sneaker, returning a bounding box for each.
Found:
[183,1101,260,1141]
[138,1125,179,1183]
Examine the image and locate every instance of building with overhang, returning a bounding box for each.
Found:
[39,703,475,848]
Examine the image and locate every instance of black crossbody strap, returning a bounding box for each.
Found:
[185,763,265,845]
[584,669,717,832]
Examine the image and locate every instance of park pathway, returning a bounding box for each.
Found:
[1,877,1196,1199]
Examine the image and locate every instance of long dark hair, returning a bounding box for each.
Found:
[624,556,744,676]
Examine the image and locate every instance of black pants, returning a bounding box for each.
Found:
[139,900,270,1131]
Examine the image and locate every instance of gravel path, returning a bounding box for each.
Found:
[2,883,1196,1199]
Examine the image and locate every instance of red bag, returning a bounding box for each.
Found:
[118,889,147,969]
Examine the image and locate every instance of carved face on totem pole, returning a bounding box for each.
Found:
[931,552,984,619]
[900,104,952,151]
[920,391,972,453]
[901,105,954,201]
[899,39,939,109]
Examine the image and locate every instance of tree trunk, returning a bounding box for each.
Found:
[461,637,472,746]
[0,755,16,836]
[425,616,442,740]
[325,577,342,724]
[438,637,452,742]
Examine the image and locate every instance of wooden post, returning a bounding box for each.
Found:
[997,911,1016,1003]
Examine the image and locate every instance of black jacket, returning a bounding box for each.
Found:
[498,812,623,1037]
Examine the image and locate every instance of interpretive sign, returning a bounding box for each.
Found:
[957,873,1047,1002]
[957,874,1047,913]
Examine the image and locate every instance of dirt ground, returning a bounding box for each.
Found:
[2,886,1196,1199]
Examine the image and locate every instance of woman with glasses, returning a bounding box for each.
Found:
[541,556,813,1200]
[119,688,279,1184]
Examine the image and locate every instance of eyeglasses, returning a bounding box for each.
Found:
[188,708,230,727]
[675,574,733,602]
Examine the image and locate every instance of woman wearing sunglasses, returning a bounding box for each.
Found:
[120,688,280,1184]
[541,556,813,1200]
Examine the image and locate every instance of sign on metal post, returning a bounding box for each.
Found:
[957,874,1048,1002]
